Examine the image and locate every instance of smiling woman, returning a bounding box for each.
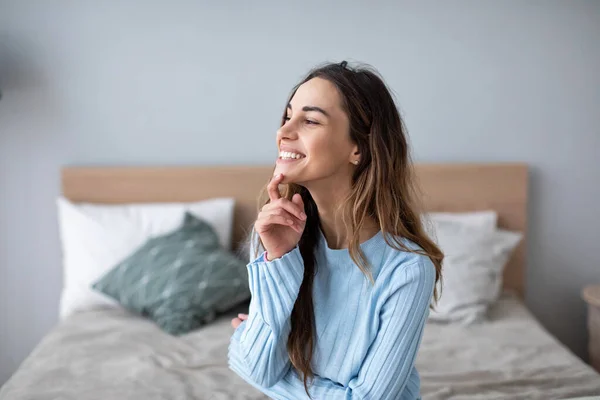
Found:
[227,60,444,400]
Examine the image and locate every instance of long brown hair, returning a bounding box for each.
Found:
[251,61,444,398]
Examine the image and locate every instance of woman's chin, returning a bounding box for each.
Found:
[280,173,297,185]
[275,169,301,185]
[275,165,292,177]
[275,160,310,185]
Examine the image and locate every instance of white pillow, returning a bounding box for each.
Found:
[56,197,235,319]
[422,210,497,242]
[428,221,522,324]
[425,210,497,231]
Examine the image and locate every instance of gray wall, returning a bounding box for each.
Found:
[1,0,599,386]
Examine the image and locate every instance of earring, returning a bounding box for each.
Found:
[353,160,359,165]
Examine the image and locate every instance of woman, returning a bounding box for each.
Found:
[228,61,443,400]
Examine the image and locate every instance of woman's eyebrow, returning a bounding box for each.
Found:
[287,104,330,118]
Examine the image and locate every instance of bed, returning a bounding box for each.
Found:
[1,163,599,400]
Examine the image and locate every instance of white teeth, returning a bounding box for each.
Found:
[279,151,304,159]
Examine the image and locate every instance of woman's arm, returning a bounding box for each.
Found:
[228,245,305,388]
[259,259,435,400]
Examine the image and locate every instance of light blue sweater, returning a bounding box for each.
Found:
[228,227,436,400]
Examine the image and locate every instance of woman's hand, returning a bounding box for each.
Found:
[255,173,307,261]
[231,313,248,329]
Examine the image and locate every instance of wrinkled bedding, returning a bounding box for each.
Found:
[1,293,599,400]
[418,293,600,399]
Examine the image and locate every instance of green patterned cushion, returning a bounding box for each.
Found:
[92,212,250,335]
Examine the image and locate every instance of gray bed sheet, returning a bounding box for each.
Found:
[1,293,599,400]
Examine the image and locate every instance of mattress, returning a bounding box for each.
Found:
[1,293,599,400]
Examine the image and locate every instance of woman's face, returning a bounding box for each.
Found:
[274,77,358,186]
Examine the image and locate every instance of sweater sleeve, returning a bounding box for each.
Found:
[259,259,435,400]
[228,245,305,388]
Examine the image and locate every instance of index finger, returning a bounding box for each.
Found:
[268,174,283,201]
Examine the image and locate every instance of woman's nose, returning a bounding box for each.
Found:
[277,125,296,141]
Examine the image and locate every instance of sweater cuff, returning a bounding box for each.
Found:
[246,246,304,327]
[249,251,267,263]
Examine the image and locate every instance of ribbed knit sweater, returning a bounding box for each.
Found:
[228,227,435,399]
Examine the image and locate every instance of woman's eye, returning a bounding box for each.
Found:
[305,119,319,125]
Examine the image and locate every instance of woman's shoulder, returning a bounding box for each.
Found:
[377,233,436,281]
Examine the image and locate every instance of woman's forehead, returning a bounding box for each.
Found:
[290,78,342,111]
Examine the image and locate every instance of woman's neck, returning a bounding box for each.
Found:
[306,181,379,250]
[318,218,380,250]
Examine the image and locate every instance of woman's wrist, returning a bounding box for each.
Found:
[264,250,285,262]
[265,251,276,262]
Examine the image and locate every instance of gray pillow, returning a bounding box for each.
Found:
[92,212,250,335]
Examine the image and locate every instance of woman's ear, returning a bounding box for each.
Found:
[350,146,360,165]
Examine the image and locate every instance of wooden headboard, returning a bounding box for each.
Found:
[61,163,528,297]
